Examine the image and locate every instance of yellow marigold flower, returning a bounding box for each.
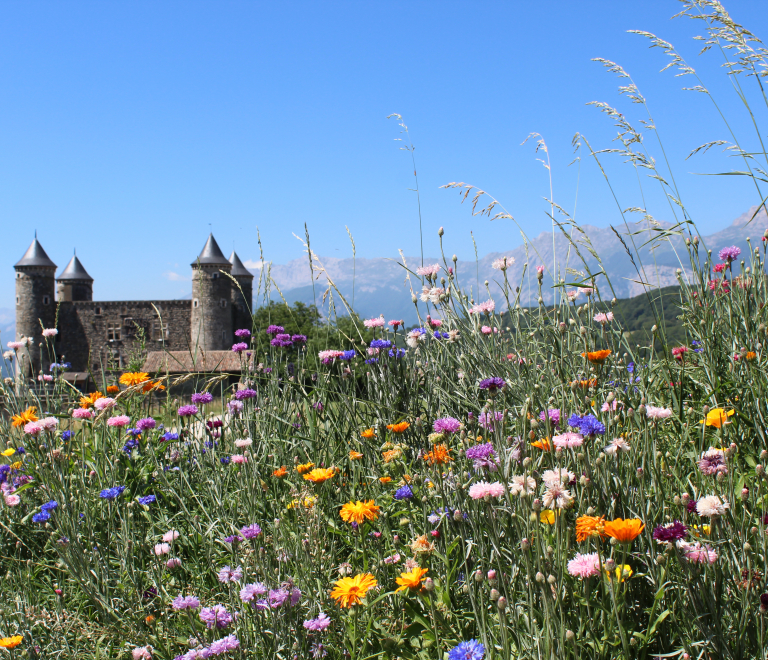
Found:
[700,408,735,428]
[387,422,410,434]
[691,524,711,537]
[531,438,552,451]
[11,407,38,428]
[606,564,633,582]
[576,515,606,542]
[330,573,377,608]
[272,466,288,478]
[340,500,380,525]
[582,349,611,364]
[1,448,15,457]
[296,462,315,474]
[540,510,556,525]
[379,476,392,484]
[303,468,335,483]
[288,496,317,510]
[349,450,363,461]
[423,444,451,466]
[0,635,22,649]
[604,518,644,543]
[410,535,435,554]
[361,428,375,439]
[106,385,119,394]
[119,372,150,386]
[382,448,402,463]
[10,462,22,471]
[395,566,428,592]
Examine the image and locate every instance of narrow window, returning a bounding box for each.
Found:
[42,295,50,305]
[15,296,20,305]
[95,307,102,315]
[193,299,199,308]
[222,330,226,342]
[212,273,219,279]
[220,299,227,308]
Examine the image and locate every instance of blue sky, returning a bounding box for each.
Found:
[2,0,768,309]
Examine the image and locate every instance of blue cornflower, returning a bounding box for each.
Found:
[122,438,139,454]
[99,486,126,500]
[32,511,51,523]
[162,432,179,442]
[626,362,634,374]
[61,431,73,441]
[388,348,406,358]
[220,456,231,465]
[126,428,142,437]
[340,350,356,361]
[567,413,582,429]
[15,447,25,455]
[370,339,392,349]
[394,485,414,500]
[41,500,58,511]
[365,358,379,364]
[448,639,486,660]
[137,495,156,505]
[571,414,605,437]
[433,331,443,339]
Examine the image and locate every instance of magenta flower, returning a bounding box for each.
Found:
[177,405,199,417]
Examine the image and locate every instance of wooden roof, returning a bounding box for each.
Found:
[142,351,249,374]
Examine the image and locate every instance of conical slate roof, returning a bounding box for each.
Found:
[192,233,230,266]
[57,255,93,281]
[15,238,57,268]
[229,251,253,278]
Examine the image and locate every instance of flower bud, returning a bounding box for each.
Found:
[474,570,484,582]
[487,569,497,581]
[604,558,615,572]
[496,596,507,611]
[423,577,435,592]
[438,226,444,237]
[757,464,765,476]
[489,588,500,601]
[566,630,575,643]
[535,572,545,583]
[547,574,556,585]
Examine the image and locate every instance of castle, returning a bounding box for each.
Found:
[13,234,253,377]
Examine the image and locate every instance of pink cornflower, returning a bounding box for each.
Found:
[166,558,182,569]
[416,263,441,278]
[542,483,573,510]
[235,438,252,448]
[481,326,492,335]
[541,468,574,488]
[388,320,403,327]
[132,646,153,660]
[93,397,116,411]
[363,317,385,328]
[72,409,93,420]
[508,475,536,496]
[42,328,58,337]
[491,256,513,271]
[604,438,631,455]
[593,312,613,324]
[231,454,247,465]
[468,481,505,500]
[645,406,672,420]
[469,300,495,315]
[153,543,171,556]
[38,417,59,431]
[38,374,54,382]
[4,494,20,507]
[384,553,401,564]
[671,346,689,360]
[162,530,180,543]
[601,400,620,412]
[318,350,344,364]
[566,290,580,301]
[6,341,24,350]
[712,263,727,274]
[107,415,131,427]
[552,432,583,449]
[567,552,600,579]
[427,317,442,328]
[24,421,43,435]
[679,541,717,564]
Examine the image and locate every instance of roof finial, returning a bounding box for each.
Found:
[34,229,37,239]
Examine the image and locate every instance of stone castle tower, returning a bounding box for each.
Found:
[14,238,57,375]
[12,233,252,376]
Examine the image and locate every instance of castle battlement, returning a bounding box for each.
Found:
[13,234,253,375]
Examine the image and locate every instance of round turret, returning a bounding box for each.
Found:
[229,250,253,332]
[14,237,57,376]
[191,234,233,350]
[56,253,93,301]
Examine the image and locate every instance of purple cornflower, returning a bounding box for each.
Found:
[312,401,324,412]
[304,612,331,632]
[311,643,328,658]
[465,442,498,471]
[433,417,461,434]
[223,535,243,545]
[234,389,257,400]
[718,245,741,262]
[289,586,301,606]
[394,485,414,500]
[686,499,698,515]
[177,405,198,417]
[239,523,262,539]
[232,342,248,353]
[269,588,290,608]
[209,635,240,655]
[135,417,156,431]
[478,411,504,431]
[172,595,200,610]
[652,521,687,543]
[539,409,561,428]
[191,392,213,405]
[271,334,293,347]
[239,582,267,603]
[217,565,243,583]
[478,377,505,392]
[698,450,727,476]
[235,329,251,338]
[199,604,233,629]
[292,334,307,344]
[227,400,244,414]
[266,325,284,336]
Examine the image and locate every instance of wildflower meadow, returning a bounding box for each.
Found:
[4,2,768,659]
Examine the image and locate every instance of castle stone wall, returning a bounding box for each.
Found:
[15,267,56,375]
[191,264,233,350]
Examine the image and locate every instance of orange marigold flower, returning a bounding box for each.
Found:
[296,462,315,474]
[746,351,757,361]
[604,518,644,543]
[576,515,606,542]
[0,636,22,649]
[395,566,428,592]
[119,372,150,387]
[361,428,375,439]
[582,349,611,364]
[382,448,402,463]
[303,468,335,483]
[572,379,597,389]
[145,615,156,625]
[423,444,451,466]
[272,466,288,478]
[379,477,392,484]
[531,438,552,451]
[11,407,37,428]
[340,500,380,525]
[142,380,165,393]
[106,385,119,394]
[330,573,377,608]
[349,450,364,461]
[387,422,410,434]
